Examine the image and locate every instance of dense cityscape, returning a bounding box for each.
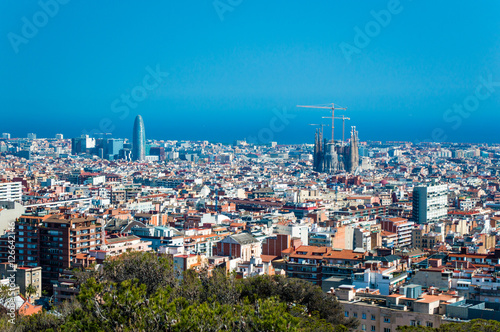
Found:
[1,112,500,330]
[3,1,500,331]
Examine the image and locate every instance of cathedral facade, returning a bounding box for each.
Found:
[313,126,359,174]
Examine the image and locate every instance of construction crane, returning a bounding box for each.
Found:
[308,123,330,136]
[297,103,347,143]
[322,115,350,143]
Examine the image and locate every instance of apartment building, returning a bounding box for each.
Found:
[0,263,42,300]
[413,183,448,224]
[103,235,151,256]
[215,233,261,261]
[0,182,22,202]
[380,217,414,248]
[15,213,103,292]
[282,246,366,287]
[337,284,463,332]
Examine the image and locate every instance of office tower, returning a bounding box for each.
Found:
[106,138,124,158]
[71,135,96,155]
[149,146,166,161]
[27,133,36,140]
[71,138,83,155]
[1,133,10,139]
[95,138,105,156]
[55,133,64,140]
[412,182,448,224]
[0,182,23,202]
[132,115,146,161]
[119,148,132,161]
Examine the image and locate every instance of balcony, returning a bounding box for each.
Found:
[477,288,500,296]
[389,272,408,284]
[288,259,321,266]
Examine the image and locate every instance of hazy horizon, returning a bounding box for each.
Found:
[2,1,499,144]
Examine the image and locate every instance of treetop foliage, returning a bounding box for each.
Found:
[0,252,355,332]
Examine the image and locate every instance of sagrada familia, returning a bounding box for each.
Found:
[313,126,360,173]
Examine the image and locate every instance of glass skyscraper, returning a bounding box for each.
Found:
[132,115,146,161]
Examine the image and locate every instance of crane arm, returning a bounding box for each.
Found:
[297,105,334,109]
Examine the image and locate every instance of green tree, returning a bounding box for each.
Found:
[102,251,178,295]
[0,252,367,331]
[238,275,358,329]
[199,267,239,305]
[25,284,37,300]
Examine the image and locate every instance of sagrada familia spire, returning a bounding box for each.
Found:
[313,126,359,174]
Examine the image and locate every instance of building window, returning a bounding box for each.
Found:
[384,317,390,323]
[361,324,366,331]
[427,322,433,327]
[371,315,376,321]
[384,329,391,332]
[345,311,349,317]
[362,313,366,319]
[371,326,376,331]
[353,312,358,318]
[410,320,416,326]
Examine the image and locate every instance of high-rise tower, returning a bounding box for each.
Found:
[412,182,448,224]
[132,115,146,161]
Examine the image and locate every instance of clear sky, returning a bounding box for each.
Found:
[1,0,499,144]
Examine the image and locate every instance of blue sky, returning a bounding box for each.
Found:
[1,0,499,143]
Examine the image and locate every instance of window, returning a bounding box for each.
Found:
[362,313,366,319]
[371,326,376,331]
[345,311,349,317]
[427,322,433,328]
[353,312,358,318]
[384,317,390,323]
[410,321,416,326]
[361,324,366,331]
[371,315,376,321]
[384,329,391,332]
